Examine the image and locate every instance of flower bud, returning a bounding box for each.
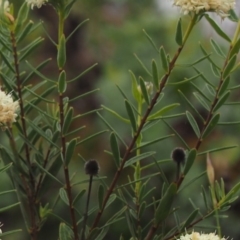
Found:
[84,159,100,176]
[137,81,153,95]
[171,147,185,165]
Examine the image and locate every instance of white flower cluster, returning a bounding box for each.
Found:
[0,88,19,128]
[177,231,227,240]
[25,0,48,9]
[173,0,235,17]
[0,0,9,12]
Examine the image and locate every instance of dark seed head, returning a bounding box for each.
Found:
[171,147,186,165]
[84,159,100,176]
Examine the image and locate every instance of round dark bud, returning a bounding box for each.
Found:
[171,147,186,165]
[84,159,100,176]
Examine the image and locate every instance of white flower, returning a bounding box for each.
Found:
[0,0,9,12]
[172,0,235,17]
[25,0,48,9]
[176,231,227,240]
[0,88,19,128]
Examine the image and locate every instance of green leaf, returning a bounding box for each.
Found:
[0,51,15,73]
[59,223,74,240]
[155,183,177,224]
[160,46,169,72]
[124,152,155,168]
[148,103,180,120]
[133,135,174,151]
[101,105,129,123]
[223,54,237,79]
[201,186,210,211]
[34,158,64,186]
[143,29,159,52]
[15,2,29,34]
[110,132,121,167]
[125,100,137,133]
[183,149,197,175]
[98,185,104,210]
[65,138,77,165]
[59,188,69,206]
[198,145,237,155]
[186,111,200,138]
[202,114,220,139]
[63,107,73,134]
[168,74,200,85]
[19,37,44,61]
[73,189,86,205]
[17,20,34,43]
[175,18,183,46]
[206,83,216,96]
[178,90,204,122]
[193,92,210,111]
[213,91,230,111]
[130,70,141,102]
[105,194,117,209]
[180,208,199,231]
[95,226,110,240]
[210,38,225,58]
[134,54,152,77]
[229,38,240,58]
[0,162,12,173]
[228,9,239,22]
[139,77,150,105]
[129,71,141,102]
[152,59,159,89]
[204,15,231,42]
[97,112,127,147]
[218,77,230,96]
[58,70,67,93]
[63,0,77,19]
[219,182,240,206]
[0,202,20,213]
[199,44,220,70]
[57,34,66,69]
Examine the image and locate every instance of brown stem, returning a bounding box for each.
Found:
[59,93,79,240]
[10,29,38,239]
[81,175,93,240]
[89,44,185,234]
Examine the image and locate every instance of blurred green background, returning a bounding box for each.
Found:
[1,0,240,239]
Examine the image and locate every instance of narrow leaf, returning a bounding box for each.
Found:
[58,70,67,93]
[63,107,73,134]
[148,103,180,120]
[110,132,120,167]
[218,77,230,96]
[59,223,74,240]
[152,59,159,89]
[160,46,169,72]
[186,111,200,137]
[202,114,220,139]
[213,91,230,111]
[155,183,177,224]
[223,54,237,79]
[139,77,150,105]
[65,138,77,165]
[98,185,104,210]
[130,70,141,102]
[205,15,231,42]
[125,100,137,132]
[59,188,69,206]
[175,18,183,46]
[210,39,225,57]
[183,148,197,175]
